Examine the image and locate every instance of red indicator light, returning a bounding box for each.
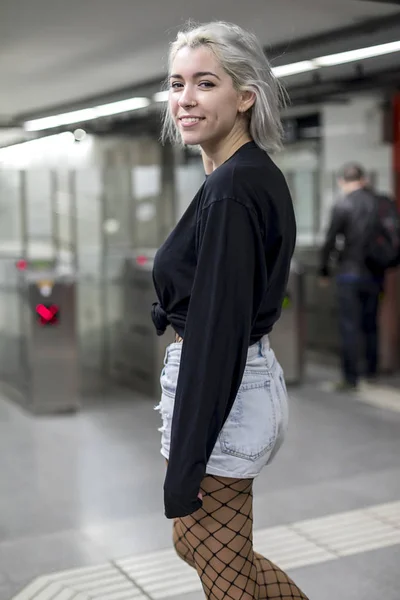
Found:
[136,255,148,266]
[36,304,59,325]
[16,259,27,271]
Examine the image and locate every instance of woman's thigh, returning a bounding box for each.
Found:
[180,475,254,557]
[178,475,257,598]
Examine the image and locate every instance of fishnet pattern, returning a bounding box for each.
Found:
[173,475,308,600]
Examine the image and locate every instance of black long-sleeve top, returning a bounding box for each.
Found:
[151,141,296,519]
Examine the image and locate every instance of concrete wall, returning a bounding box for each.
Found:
[321,94,393,229]
[275,93,393,246]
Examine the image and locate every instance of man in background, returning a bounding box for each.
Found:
[319,163,383,391]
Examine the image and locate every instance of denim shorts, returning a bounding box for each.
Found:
[155,335,289,479]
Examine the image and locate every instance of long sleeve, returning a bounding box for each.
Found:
[320,203,345,277]
[163,198,267,518]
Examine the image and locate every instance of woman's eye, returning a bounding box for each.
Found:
[199,81,215,88]
[170,82,183,89]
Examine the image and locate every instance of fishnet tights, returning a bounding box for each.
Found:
[173,476,308,600]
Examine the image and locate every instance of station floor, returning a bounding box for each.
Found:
[1,362,400,600]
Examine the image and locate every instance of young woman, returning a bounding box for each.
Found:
[152,21,308,600]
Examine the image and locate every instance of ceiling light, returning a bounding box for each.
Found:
[272,61,317,78]
[269,40,400,80]
[315,40,400,67]
[153,91,170,103]
[73,128,87,141]
[0,132,74,161]
[24,97,151,132]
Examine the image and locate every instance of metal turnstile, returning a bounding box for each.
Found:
[269,261,306,384]
[20,259,80,414]
[110,252,174,397]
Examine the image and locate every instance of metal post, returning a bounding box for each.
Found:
[19,170,30,405]
[68,170,79,272]
[100,167,109,377]
[50,170,59,261]
[20,170,28,261]
[313,169,320,246]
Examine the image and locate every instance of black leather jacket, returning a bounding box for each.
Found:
[320,187,377,277]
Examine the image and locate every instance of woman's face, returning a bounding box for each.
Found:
[169,45,247,149]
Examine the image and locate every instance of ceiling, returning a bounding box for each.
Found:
[1,0,400,126]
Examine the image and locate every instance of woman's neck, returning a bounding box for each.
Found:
[201,130,252,172]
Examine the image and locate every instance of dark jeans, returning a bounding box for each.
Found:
[336,277,381,385]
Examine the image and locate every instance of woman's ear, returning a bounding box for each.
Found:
[238,89,256,114]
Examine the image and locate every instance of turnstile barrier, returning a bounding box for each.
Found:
[0,257,80,414]
[270,261,306,384]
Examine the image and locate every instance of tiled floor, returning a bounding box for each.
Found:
[10,500,400,600]
[1,362,400,600]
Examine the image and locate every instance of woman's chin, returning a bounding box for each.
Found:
[181,134,202,147]
[179,127,207,146]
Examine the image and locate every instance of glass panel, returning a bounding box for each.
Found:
[77,280,105,376]
[0,258,27,393]
[75,169,104,375]
[275,142,320,247]
[25,170,53,259]
[0,170,23,256]
[292,171,317,246]
[103,167,134,376]
[56,171,72,252]
[75,169,102,277]
[131,165,161,249]
[103,167,133,250]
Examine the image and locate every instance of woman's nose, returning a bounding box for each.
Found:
[178,88,197,108]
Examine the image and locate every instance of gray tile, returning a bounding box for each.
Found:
[173,592,204,600]
[253,466,400,530]
[38,478,165,539]
[289,545,400,600]
[336,544,400,583]
[0,394,166,542]
[0,530,107,584]
[0,494,64,542]
[83,511,172,559]
[0,582,27,600]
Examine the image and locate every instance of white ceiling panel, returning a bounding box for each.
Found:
[1,0,399,119]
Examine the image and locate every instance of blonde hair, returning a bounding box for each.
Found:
[161,21,286,153]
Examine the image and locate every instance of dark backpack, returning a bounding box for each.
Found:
[365,193,400,272]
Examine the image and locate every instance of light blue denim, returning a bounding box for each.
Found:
[154,335,289,479]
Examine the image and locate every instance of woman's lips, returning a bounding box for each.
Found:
[179,117,204,127]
